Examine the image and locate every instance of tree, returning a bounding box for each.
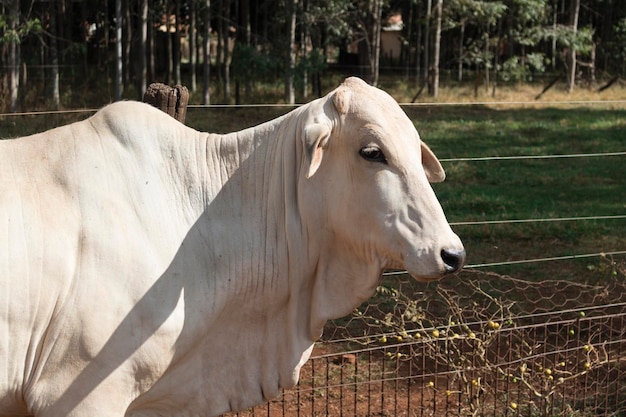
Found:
[505,0,547,79]
[567,0,580,93]
[430,0,442,97]
[446,0,506,94]
[49,0,60,108]
[1,0,41,111]
[115,0,123,100]
[137,0,149,99]
[285,0,297,103]
[202,0,211,104]
[3,0,626,109]
[188,0,197,93]
[7,0,21,112]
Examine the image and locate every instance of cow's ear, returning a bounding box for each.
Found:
[303,123,331,178]
[421,142,446,183]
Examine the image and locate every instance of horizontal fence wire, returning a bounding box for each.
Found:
[450,214,626,226]
[440,151,626,162]
[464,251,626,269]
[1,97,626,117]
[187,99,626,108]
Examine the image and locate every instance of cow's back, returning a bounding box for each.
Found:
[0,102,205,415]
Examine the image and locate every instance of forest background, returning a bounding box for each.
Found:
[1,0,626,112]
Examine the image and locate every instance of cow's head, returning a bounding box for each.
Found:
[299,77,465,294]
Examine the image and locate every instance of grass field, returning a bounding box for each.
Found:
[406,106,626,281]
[2,83,625,283]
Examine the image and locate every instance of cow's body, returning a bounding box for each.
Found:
[0,78,464,417]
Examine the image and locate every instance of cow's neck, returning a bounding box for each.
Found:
[152,114,316,413]
[198,109,383,339]
[154,112,382,415]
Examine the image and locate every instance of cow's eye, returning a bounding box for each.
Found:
[359,146,387,164]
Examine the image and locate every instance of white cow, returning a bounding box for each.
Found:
[0,77,464,417]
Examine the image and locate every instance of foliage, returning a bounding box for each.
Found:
[500,52,546,82]
[2,0,626,109]
[0,15,41,44]
[307,0,356,43]
[544,25,595,56]
[506,0,547,46]
[232,44,280,84]
[608,18,626,71]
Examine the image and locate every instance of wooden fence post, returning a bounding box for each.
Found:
[142,83,189,123]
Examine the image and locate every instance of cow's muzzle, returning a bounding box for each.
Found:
[441,248,466,274]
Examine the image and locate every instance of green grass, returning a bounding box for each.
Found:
[2,102,625,283]
[410,107,626,281]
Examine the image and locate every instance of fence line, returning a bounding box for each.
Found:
[464,251,626,269]
[440,151,626,162]
[2,97,626,117]
[188,99,626,108]
[0,108,99,117]
[450,214,626,226]
[381,251,626,275]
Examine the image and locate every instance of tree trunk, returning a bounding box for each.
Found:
[300,0,309,99]
[568,0,580,93]
[124,0,132,88]
[49,0,60,108]
[241,0,252,95]
[551,0,557,71]
[431,0,442,97]
[216,0,223,88]
[166,2,174,84]
[8,0,20,112]
[148,7,156,82]
[492,18,503,97]
[137,0,149,99]
[115,0,123,100]
[424,0,431,88]
[174,0,182,85]
[457,21,465,82]
[405,1,413,80]
[285,0,297,104]
[415,0,422,83]
[220,0,232,102]
[202,0,211,105]
[370,0,382,87]
[484,31,490,93]
[189,0,197,92]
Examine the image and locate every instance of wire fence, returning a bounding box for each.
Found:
[224,266,626,417]
[1,98,626,118]
[2,103,625,416]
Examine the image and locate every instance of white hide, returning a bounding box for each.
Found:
[0,77,464,417]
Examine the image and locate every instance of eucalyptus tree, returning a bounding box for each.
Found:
[499,0,549,87]
[445,0,506,91]
[1,0,41,112]
[543,0,593,91]
[202,0,211,104]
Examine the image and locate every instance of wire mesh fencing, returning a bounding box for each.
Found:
[226,256,626,417]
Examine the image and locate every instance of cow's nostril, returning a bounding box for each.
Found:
[441,248,466,273]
